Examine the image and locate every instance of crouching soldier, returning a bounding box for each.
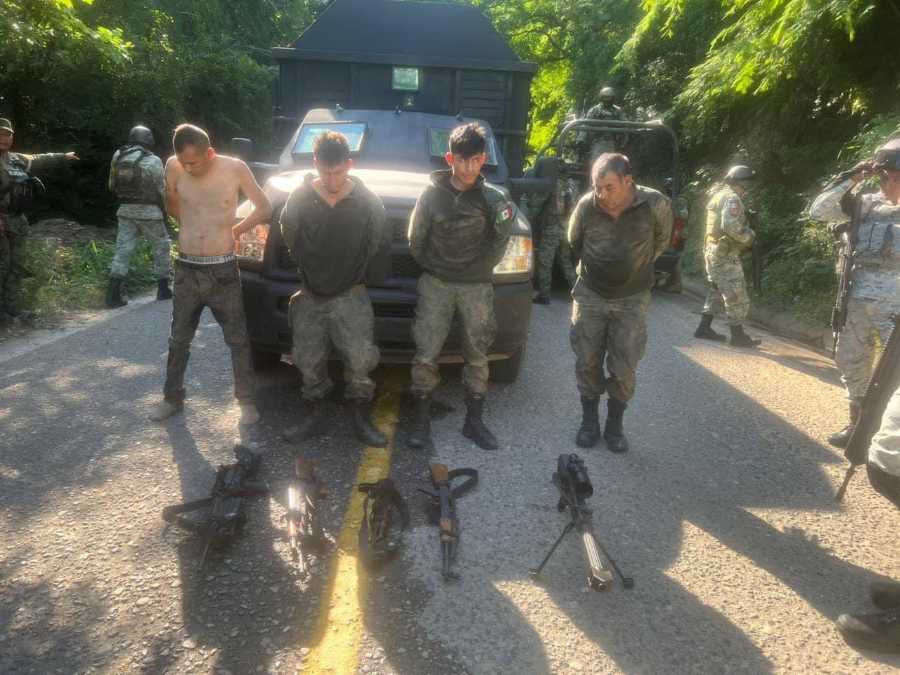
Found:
[407,123,515,450]
[280,131,389,447]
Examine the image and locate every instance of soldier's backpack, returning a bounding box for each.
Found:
[111,145,156,204]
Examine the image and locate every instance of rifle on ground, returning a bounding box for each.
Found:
[836,315,900,501]
[162,445,266,568]
[419,464,478,581]
[286,456,327,575]
[358,478,410,569]
[530,454,633,591]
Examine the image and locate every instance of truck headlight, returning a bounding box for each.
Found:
[235,223,269,262]
[493,235,533,275]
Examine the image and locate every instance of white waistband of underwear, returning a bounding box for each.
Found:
[178,253,236,265]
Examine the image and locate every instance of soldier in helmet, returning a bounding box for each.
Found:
[0,118,79,324]
[694,165,762,348]
[809,138,900,447]
[579,86,626,164]
[106,125,172,308]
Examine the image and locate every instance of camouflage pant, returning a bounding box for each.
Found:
[703,249,750,323]
[570,283,650,402]
[0,214,29,309]
[535,221,577,295]
[289,284,379,401]
[110,216,172,279]
[163,260,255,403]
[836,296,895,400]
[411,273,496,396]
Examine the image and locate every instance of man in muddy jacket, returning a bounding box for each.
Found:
[568,152,672,453]
[406,123,515,450]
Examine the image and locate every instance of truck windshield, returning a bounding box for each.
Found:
[428,128,498,166]
[292,122,367,155]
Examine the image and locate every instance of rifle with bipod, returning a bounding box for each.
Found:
[835,315,900,501]
[530,454,633,591]
[419,464,478,581]
[162,445,266,568]
[358,478,410,569]
[286,456,327,575]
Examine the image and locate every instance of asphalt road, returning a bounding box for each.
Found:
[1,288,899,675]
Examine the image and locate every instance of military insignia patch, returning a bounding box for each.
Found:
[502,205,514,221]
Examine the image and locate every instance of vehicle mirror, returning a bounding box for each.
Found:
[231,137,254,161]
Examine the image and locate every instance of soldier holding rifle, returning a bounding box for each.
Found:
[809,139,900,448]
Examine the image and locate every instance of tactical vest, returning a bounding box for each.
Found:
[854,196,900,265]
[112,146,157,204]
[0,153,38,214]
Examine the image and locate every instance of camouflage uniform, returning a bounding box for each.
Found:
[523,178,577,296]
[408,170,515,396]
[809,178,900,400]
[279,175,388,401]
[108,146,171,279]
[0,150,68,313]
[702,185,755,323]
[870,384,900,489]
[568,186,672,402]
[579,102,625,163]
[163,258,255,404]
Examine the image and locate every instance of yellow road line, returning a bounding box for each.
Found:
[303,372,404,674]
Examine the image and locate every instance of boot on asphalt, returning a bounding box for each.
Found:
[872,581,900,610]
[239,402,260,426]
[828,400,861,449]
[157,278,173,300]
[349,399,387,447]
[729,323,761,348]
[836,607,900,654]
[150,399,183,421]
[283,399,325,443]
[462,393,499,450]
[105,276,128,308]
[407,394,432,449]
[694,313,727,342]
[576,396,600,448]
[532,292,551,305]
[604,397,629,453]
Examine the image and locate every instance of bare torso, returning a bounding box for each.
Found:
[168,155,244,256]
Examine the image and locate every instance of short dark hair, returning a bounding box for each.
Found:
[592,153,632,182]
[173,124,211,153]
[449,123,486,158]
[313,131,351,165]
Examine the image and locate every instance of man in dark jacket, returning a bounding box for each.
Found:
[568,153,672,453]
[406,123,515,450]
[279,131,389,447]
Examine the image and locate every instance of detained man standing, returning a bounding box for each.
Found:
[279,131,389,447]
[407,123,515,450]
[150,124,271,425]
[568,153,672,453]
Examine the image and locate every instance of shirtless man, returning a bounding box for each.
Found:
[150,124,272,424]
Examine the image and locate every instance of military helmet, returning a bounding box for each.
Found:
[128,125,155,147]
[874,138,900,172]
[599,86,616,101]
[725,165,756,184]
[0,118,13,134]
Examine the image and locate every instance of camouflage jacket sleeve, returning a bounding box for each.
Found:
[720,194,755,249]
[365,189,388,263]
[808,178,853,224]
[108,150,120,192]
[407,192,432,264]
[489,192,516,265]
[652,193,674,260]
[20,152,67,174]
[567,196,587,262]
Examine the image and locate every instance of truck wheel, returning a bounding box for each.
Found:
[489,345,526,383]
[251,345,282,371]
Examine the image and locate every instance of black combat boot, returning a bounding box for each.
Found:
[729,323,761,348]
[407,395,432,450]
[532,293,551,305]
[828,401,861,449]
[157,278,173,300]
[836,607,900,654]
[105,276,127,308]
[603,397,629,453]
[349,399,387,447]
[576,397,601,448]
[283,399,325,444]
[462,393,499,450]
[872,581,900,610]
[694,313,727,342]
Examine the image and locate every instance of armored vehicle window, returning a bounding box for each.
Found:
[428,128,498,166]
[292,122,367,156]
[392,67,420,92]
